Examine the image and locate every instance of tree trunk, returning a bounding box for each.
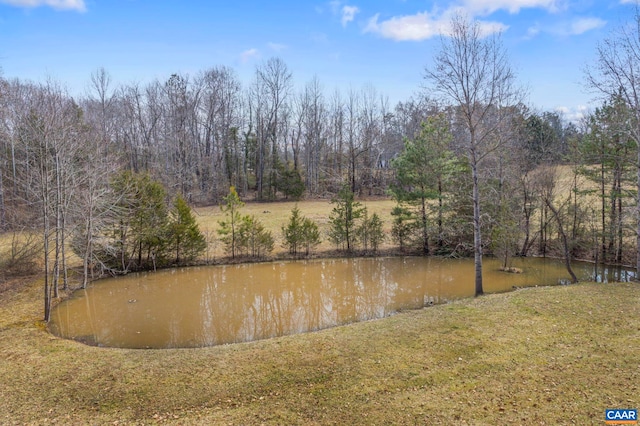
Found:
[471,154,483,296]
[545,198,578,283]
[42,164,52,322]
[437,177,443,249]
[82,208,92,288]
[616,172,623,263]
[420,194,429,255]
[520,177,533,256]
[601,162,607,265]
[636,144,640,278]
[0,161,5,231]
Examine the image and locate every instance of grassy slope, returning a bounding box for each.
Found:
[1,278,638,425]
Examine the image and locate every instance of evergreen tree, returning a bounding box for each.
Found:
[390,205,417,253]
[218,186,244,258]
[578,94,635,265]
[278,166,305,200]
[282,206,321,256]
[131,175,170,269]
[108,171,170,270]
[282,206,304,255]
[237,215,274,258]
[301,216,321,256]
[357,209,385,254]
[490,197,520,271]
[328,184,364,252]
[87,171,171,272]
[170,194,206,264]
[389,115,454,255]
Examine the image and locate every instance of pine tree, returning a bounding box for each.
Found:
[278,166,305,200]
[390,205,417,253]
[357,209,385,254]
[170,194,206,264]
[301,217,321,256]
[389,115,454,255]
[328,184,364,252]
[106,171,170,271]
[218,186,244,259]
[237,215,274,258]
[282,206,321,256]
[282,206,304,255]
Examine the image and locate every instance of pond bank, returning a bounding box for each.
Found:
[1,277,638,424]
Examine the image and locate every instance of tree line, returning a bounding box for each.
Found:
[1,13,640,320]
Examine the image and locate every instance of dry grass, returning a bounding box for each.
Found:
[1,277,639,424]
[195,198,397,258]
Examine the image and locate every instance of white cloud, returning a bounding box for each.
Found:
[463,0,562,15]
[620,0,640,4]
[569,17,606,35]
[555,105,589,124]
[0,0,86,11]
[364,12,447,41]
[240,48,259,63]
[267,42,287,52]
[341,5,359,27]
[528,17,606,38]
[364,9,507,41]
[526,24,541,38]
[363,0,558,41]
[328,1,360,27]
[363,0,602,42]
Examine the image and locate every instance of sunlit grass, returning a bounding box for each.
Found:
[195,198,397,257]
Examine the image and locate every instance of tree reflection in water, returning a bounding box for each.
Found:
[48,257,632,348]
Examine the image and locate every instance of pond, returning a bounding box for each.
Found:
[48,256,633,349]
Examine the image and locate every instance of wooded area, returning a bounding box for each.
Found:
[1,14,639,320]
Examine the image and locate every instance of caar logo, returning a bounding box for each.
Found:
[605,409,638,425]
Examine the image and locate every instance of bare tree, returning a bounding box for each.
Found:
[535,166,579,283]
[70,120,119,287]
[290,89,308,174]
[327,89,345,187]
[250,57,292,200]
[301,76,326,195]
[195,66,243,200]
[585,9,640,276]
[86,67,116,145]
[425,15,523,296]
[0,75,7,230]
[345,88,363,193]
[358,84,381,196]
[15,81,73,320]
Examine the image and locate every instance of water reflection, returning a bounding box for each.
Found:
[48,257,632,349]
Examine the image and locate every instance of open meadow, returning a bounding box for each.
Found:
[193,198,398,259]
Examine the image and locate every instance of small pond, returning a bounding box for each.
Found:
[48,256,633,349]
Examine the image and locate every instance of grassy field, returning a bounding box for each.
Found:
[1,198,639,424]
[194,198,397,259]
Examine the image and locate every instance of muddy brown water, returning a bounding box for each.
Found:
[48,257,632,349]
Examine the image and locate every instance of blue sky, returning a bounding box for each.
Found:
[0,0,637,120]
